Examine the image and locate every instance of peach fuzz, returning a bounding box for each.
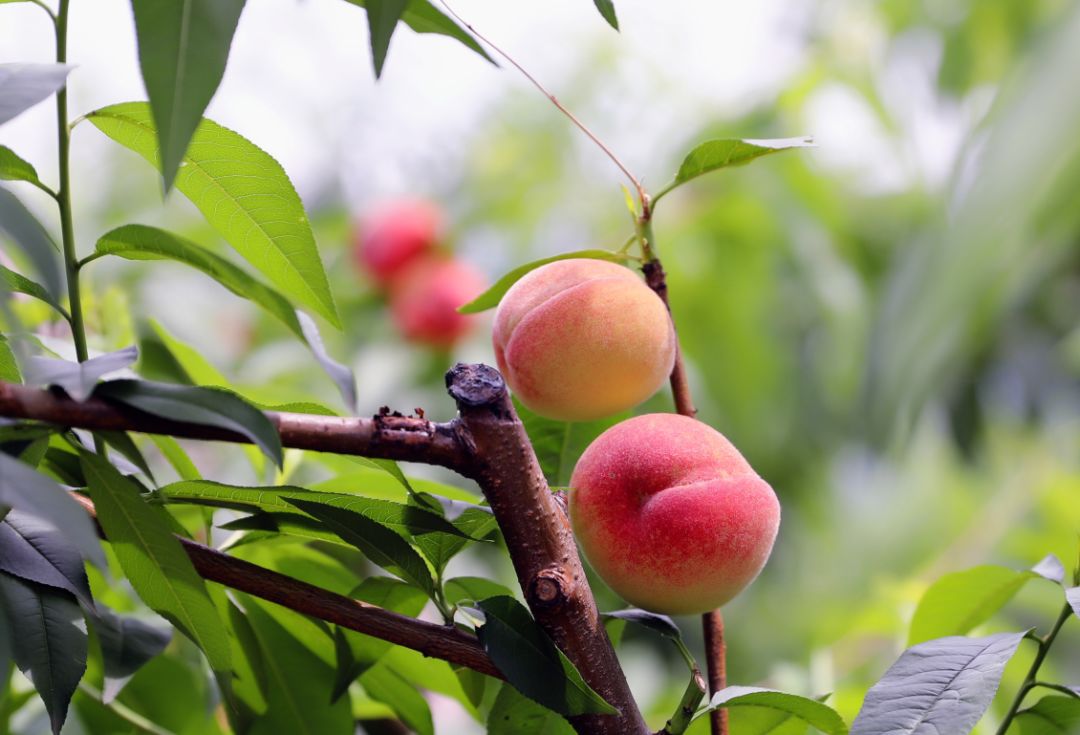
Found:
[569,413,780,615]
[353,199,443,287]
[389,257,486,349]
[492,259,676,422]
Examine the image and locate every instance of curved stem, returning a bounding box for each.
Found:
[27,0,57,21]
[994,603,1073,735]
[54,0,88,363]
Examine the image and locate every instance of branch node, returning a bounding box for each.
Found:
[527,565,573,608]
[446,363,507,409]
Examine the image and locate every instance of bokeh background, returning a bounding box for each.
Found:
[2,0,1078,733]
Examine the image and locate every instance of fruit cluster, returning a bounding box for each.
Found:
[353,199,486,349]
[494,258,781,615]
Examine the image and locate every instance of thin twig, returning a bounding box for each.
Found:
[438,0,647,206]
[994,604,1074,735]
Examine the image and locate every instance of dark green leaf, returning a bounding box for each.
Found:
[130,0,246,191]
[87,103,340,326]
[476,595,616,716]
[149,435,201,480]
[0,452,103,566]
[1016,696,1080,735]
[0,334,21,382]
[345,0,494,64]
[592,0,618,30]
[458,250,629,314]
[908,565,1036,645]
[88,608,172,703]
[96,431,155,482]
[602,608,682,641]
[80,452,231,673]
[703,688,847,735]
[24,346,138,402]
[850,632,1026,735]
[366,0,408,78]
[0,509,93,607]
[444,576,514,606]
[0,145,48,192]
[220,512,344,547]
[0,63,73,126]
[0,265,67,319]
[243,599,352,735]
[0,186,63,299]
[411,506,497,574]
[360,662,433,735]
[94,379,282,467]
[516,397,627,486]
[0,573,86,735]
[285,498,437,598]
[488,682,575,734]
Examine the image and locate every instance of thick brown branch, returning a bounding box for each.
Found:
[69,494,501,679]
[446,364,649,735]
[0,381,472,475]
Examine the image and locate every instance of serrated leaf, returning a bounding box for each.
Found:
[602,608,682,641]
[909,565,1035,645]
[1015,696,1080,735]
[366,0,408,78]
[286,497,437,598]
[23,346,138,402]
[80,452,231,674]
[96,225,304,338]
[516,397,627,486]
[0,63,73,126]
[703,687,847,735]
[0,145,47,191]
[411,505,497,574]
[0,186,63,299]
[93,379,282,467]
[86,102,339,326]
[489,682,575,734]
[850,632,1026,735]
[360,661,434,735]
[458,250,629,315]
[0,573,86,735]
[656,137,814,203]
[87,608,172,703]
[477,595,616,716]
[0,334,20,382]
[0,509,93,608]
[0,265,67,319]
[591,0,618,30]
[130,0,246,192]
[0,453,103,566]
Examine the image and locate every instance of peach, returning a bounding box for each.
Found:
[389,257,486,349]
[492,259,676,422]
[569,413,779,615]
[354,199,443,287]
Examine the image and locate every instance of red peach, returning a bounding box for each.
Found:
[492,259,676,422]
[389,257,486,349]
[354,199,443,287]
[569,413,780,615]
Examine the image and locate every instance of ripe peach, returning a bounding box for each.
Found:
[492,259,676,422]
[569,413,779,615]
[389,257,486,349]
[354,199,443,287]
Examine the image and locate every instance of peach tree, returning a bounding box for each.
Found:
[0,2,1078,735]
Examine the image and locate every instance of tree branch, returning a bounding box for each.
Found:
[69,494,501,679]
[0,381,473,475]
[446,364,650,735]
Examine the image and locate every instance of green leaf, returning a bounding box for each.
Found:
[0,145,49,193]
[0,573,86,735]
[444,576,513,605]
[93,379,283,467]
[24,346,138,402]
[130,0,246,192]
[0,63,73,126]
[366,0,408,78]
[0,509,93,608]
[656,137,814,203]
[80,452,232,674]
[0,334,20,382]
[488,683,575,735]
[345,0,494,64]
[1015,696,1080,735]
[0,186,63,299]
[86,102,340,326]
[359,662,433,735]
[285,497,437,598]
[516,397,627,486]
[851,632,1026,735]
[242,600,352,735]
[476,596,616,716]
[149,435,201,481]
[702,688,848,735]
[96,431,156,483]
[458,250,629,314]
[592,0,618,30]
[0,453,104,566]
[87,609,172,703]
[908,565,1037,645]
[411,505,497,574]
[601,608,682,641]
[96,225,304,338]
[0,265,67,319]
